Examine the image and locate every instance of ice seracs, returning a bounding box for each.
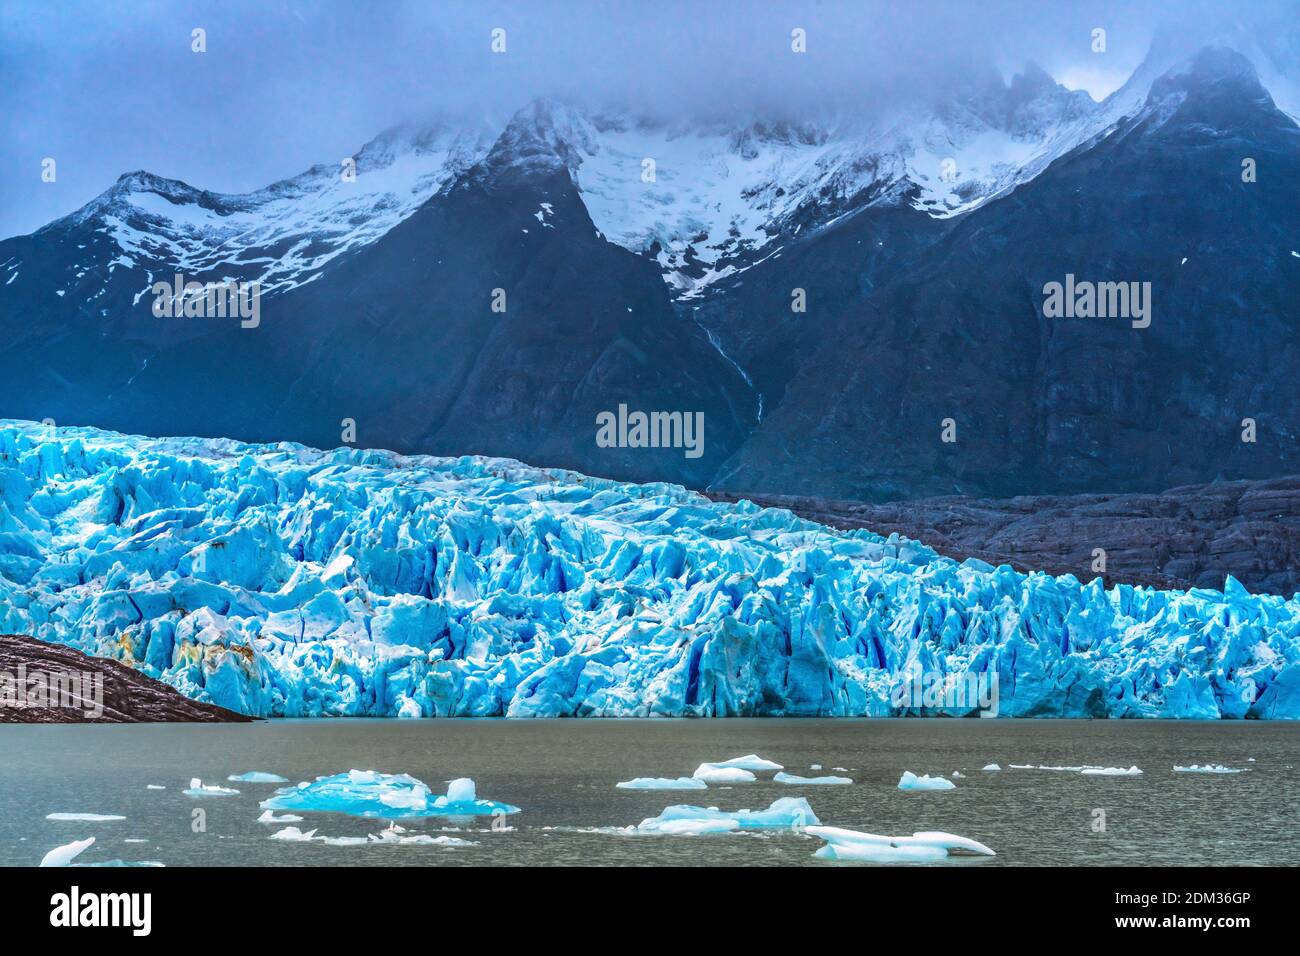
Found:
[807,826,995,863]
[2,421,1298,720]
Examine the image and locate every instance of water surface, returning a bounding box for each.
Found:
[1,719,1294,866]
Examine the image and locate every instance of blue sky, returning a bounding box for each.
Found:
[0,0,1282,237]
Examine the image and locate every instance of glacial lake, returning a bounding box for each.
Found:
[2,719,1296,867]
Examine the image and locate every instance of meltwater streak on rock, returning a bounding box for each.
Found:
[0,420,1297,719]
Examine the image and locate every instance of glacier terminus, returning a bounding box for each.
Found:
[0,420,1296,719]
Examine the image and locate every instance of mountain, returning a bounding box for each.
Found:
[710,46,1300,499]
[1,35,1297,501]
[4,421,1297,718]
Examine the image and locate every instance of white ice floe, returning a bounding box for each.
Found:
[183,778,240,797]
[228,772,290,783]
[982,764,1002,772]
[692,766,757,784]
[951,771,966,778]
[46,813,125,822]
[1173,764,1244,774]
[807,826,995,863]
[40,837,95,867]
[1080,766,1143,776]
[269,825,475,847]
[693,755,783,775]
[773,771,852,785]
[258,810,305,824]
[624,797,818,835]
[616,777,709,790]
[145,785,166,790]
[898,771,955,791]
[810,764,823,771]
[1009,765,1142,775]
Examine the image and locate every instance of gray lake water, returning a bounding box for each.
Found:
[1,719,1296,867]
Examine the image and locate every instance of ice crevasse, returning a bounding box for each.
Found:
[0,420,1298,719]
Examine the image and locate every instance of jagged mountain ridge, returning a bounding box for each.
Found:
[1,36,1297,501]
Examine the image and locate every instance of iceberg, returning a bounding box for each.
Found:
[898,771,955,791]
[260,770,519,818]
[1010,765,1142,775]
[257,809,304,823]
[982,764,1001,771]
[694,755,784,773]
[1174,764,1244,774]
[183,778,239,797]
[616,777,709,790]
[228,772,289,783]
[692,767,756,784]
[628,797,819,834]
[773,771,852,785]
[40,837,95,867]
[46,813,125,822]
[807,826,995,862]
[269,825,474,847]
[3,420,1299,719]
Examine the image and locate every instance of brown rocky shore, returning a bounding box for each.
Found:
[710,475,1300,595]
[0,634,252,723]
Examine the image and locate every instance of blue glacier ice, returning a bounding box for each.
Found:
[897,771,955,791]
[260,770,520,818]
[228,771,289,783]
[1,420,1299,718]
[627,797,819,834]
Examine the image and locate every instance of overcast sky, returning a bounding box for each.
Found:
[0,0,1287,237]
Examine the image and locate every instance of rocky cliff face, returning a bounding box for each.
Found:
[0,634,251,722]
[712,473,1300,595]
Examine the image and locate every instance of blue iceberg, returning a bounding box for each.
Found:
[2,420,1299,719]
[628,797,819,835]
[260,770,519,818]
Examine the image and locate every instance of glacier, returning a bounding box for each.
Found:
[1,420,1299,719]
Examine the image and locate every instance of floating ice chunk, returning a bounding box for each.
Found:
[692,766,757,784]
[261,770,519,818]
[40,837,95,867]
[184,778,239,797]
[46,813,125,822]
[1173,764,1244,774]
[951,771,966,778]
[1010,765,1141,775]
[616,777,709,790]
[228,772,289,783]
[773,771,852,785]
[258,809,305,823]
[1080,766,1142,776]
[269,825,474,847]
[146,785,166,790]
[810,764,823,771]
[76,860,165,867]
[630,797,819,835]
[693,755,783,775]
[898,771,955,791]
[808,825,994,862]
[982,764,1001,772]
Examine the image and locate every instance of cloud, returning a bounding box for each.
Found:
[0,0,1291,237]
